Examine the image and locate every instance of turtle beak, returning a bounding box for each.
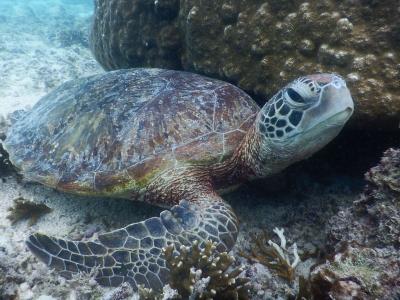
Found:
[319,75,354,124]
[300,75,354,131]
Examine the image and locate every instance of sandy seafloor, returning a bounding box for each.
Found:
[0,1,364,299]
[0,0,102,119]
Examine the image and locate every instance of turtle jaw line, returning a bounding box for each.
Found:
[270,107,353,145]
[307,107,353,131]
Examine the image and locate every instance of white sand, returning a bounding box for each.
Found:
[0,0,103,118]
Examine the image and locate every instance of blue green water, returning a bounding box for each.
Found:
[0,0,101,118]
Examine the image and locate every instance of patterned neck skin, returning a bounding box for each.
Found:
[213,74,354,183]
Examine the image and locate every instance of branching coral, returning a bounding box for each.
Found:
[240,227,300,283]
[131,240,250,299]
[163,240,250,300]
[137,285,163,300]
[133,284,179,300]
[7,197,52,225]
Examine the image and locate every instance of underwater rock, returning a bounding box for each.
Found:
[311,148,400,299]
[90,0,400,129]
[329,148,400,249]
[310,246,382,299]
[0,120,18,178]
[90,0,182,71]
[0,115,8,141]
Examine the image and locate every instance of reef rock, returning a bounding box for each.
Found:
[90,0,400,129]
[310,148,400,299]
[329,148,400,249]
[90,0,182,70]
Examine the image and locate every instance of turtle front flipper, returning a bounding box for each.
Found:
[26,196,239,290]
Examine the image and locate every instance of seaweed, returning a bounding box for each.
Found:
[7,197,52,225]
[295,276,312,300]
[239,228,300,283]
[163,240,251,300]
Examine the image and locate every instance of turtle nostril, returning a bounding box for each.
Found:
[332,76,346,88]
[345,107,354,114]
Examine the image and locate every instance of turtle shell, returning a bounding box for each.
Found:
[4,69,258,196]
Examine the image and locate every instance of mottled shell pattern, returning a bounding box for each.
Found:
[4,69,258,196]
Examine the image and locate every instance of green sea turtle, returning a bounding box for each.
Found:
[3,68,353,290]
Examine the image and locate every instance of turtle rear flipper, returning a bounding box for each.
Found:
[26,197,238,290]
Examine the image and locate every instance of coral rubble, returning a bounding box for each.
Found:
[90,0,400,129]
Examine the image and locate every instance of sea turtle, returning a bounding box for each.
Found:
[3,68,353,290]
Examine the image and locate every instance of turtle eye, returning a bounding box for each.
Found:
[286,88,305,103]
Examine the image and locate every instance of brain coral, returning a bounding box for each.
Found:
[90,0,400,129]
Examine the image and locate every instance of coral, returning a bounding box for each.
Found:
[240,228,300,283]
[163,240,250,299]
[90,0,182,71]
[34,267,103,299]
[7,197,52,226]
[90,0,400,129]
[137,285,163,300]
[310,246,381,299]
[128,240,250,299]
[326,249,380,293]
[365,147,400,194]
[104,282,134,300]
[0,249,25,299]
[312,148,400,299]
[329,148,400,249]
[0,242,104,300]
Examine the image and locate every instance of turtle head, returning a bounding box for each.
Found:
[257,74,354,169]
